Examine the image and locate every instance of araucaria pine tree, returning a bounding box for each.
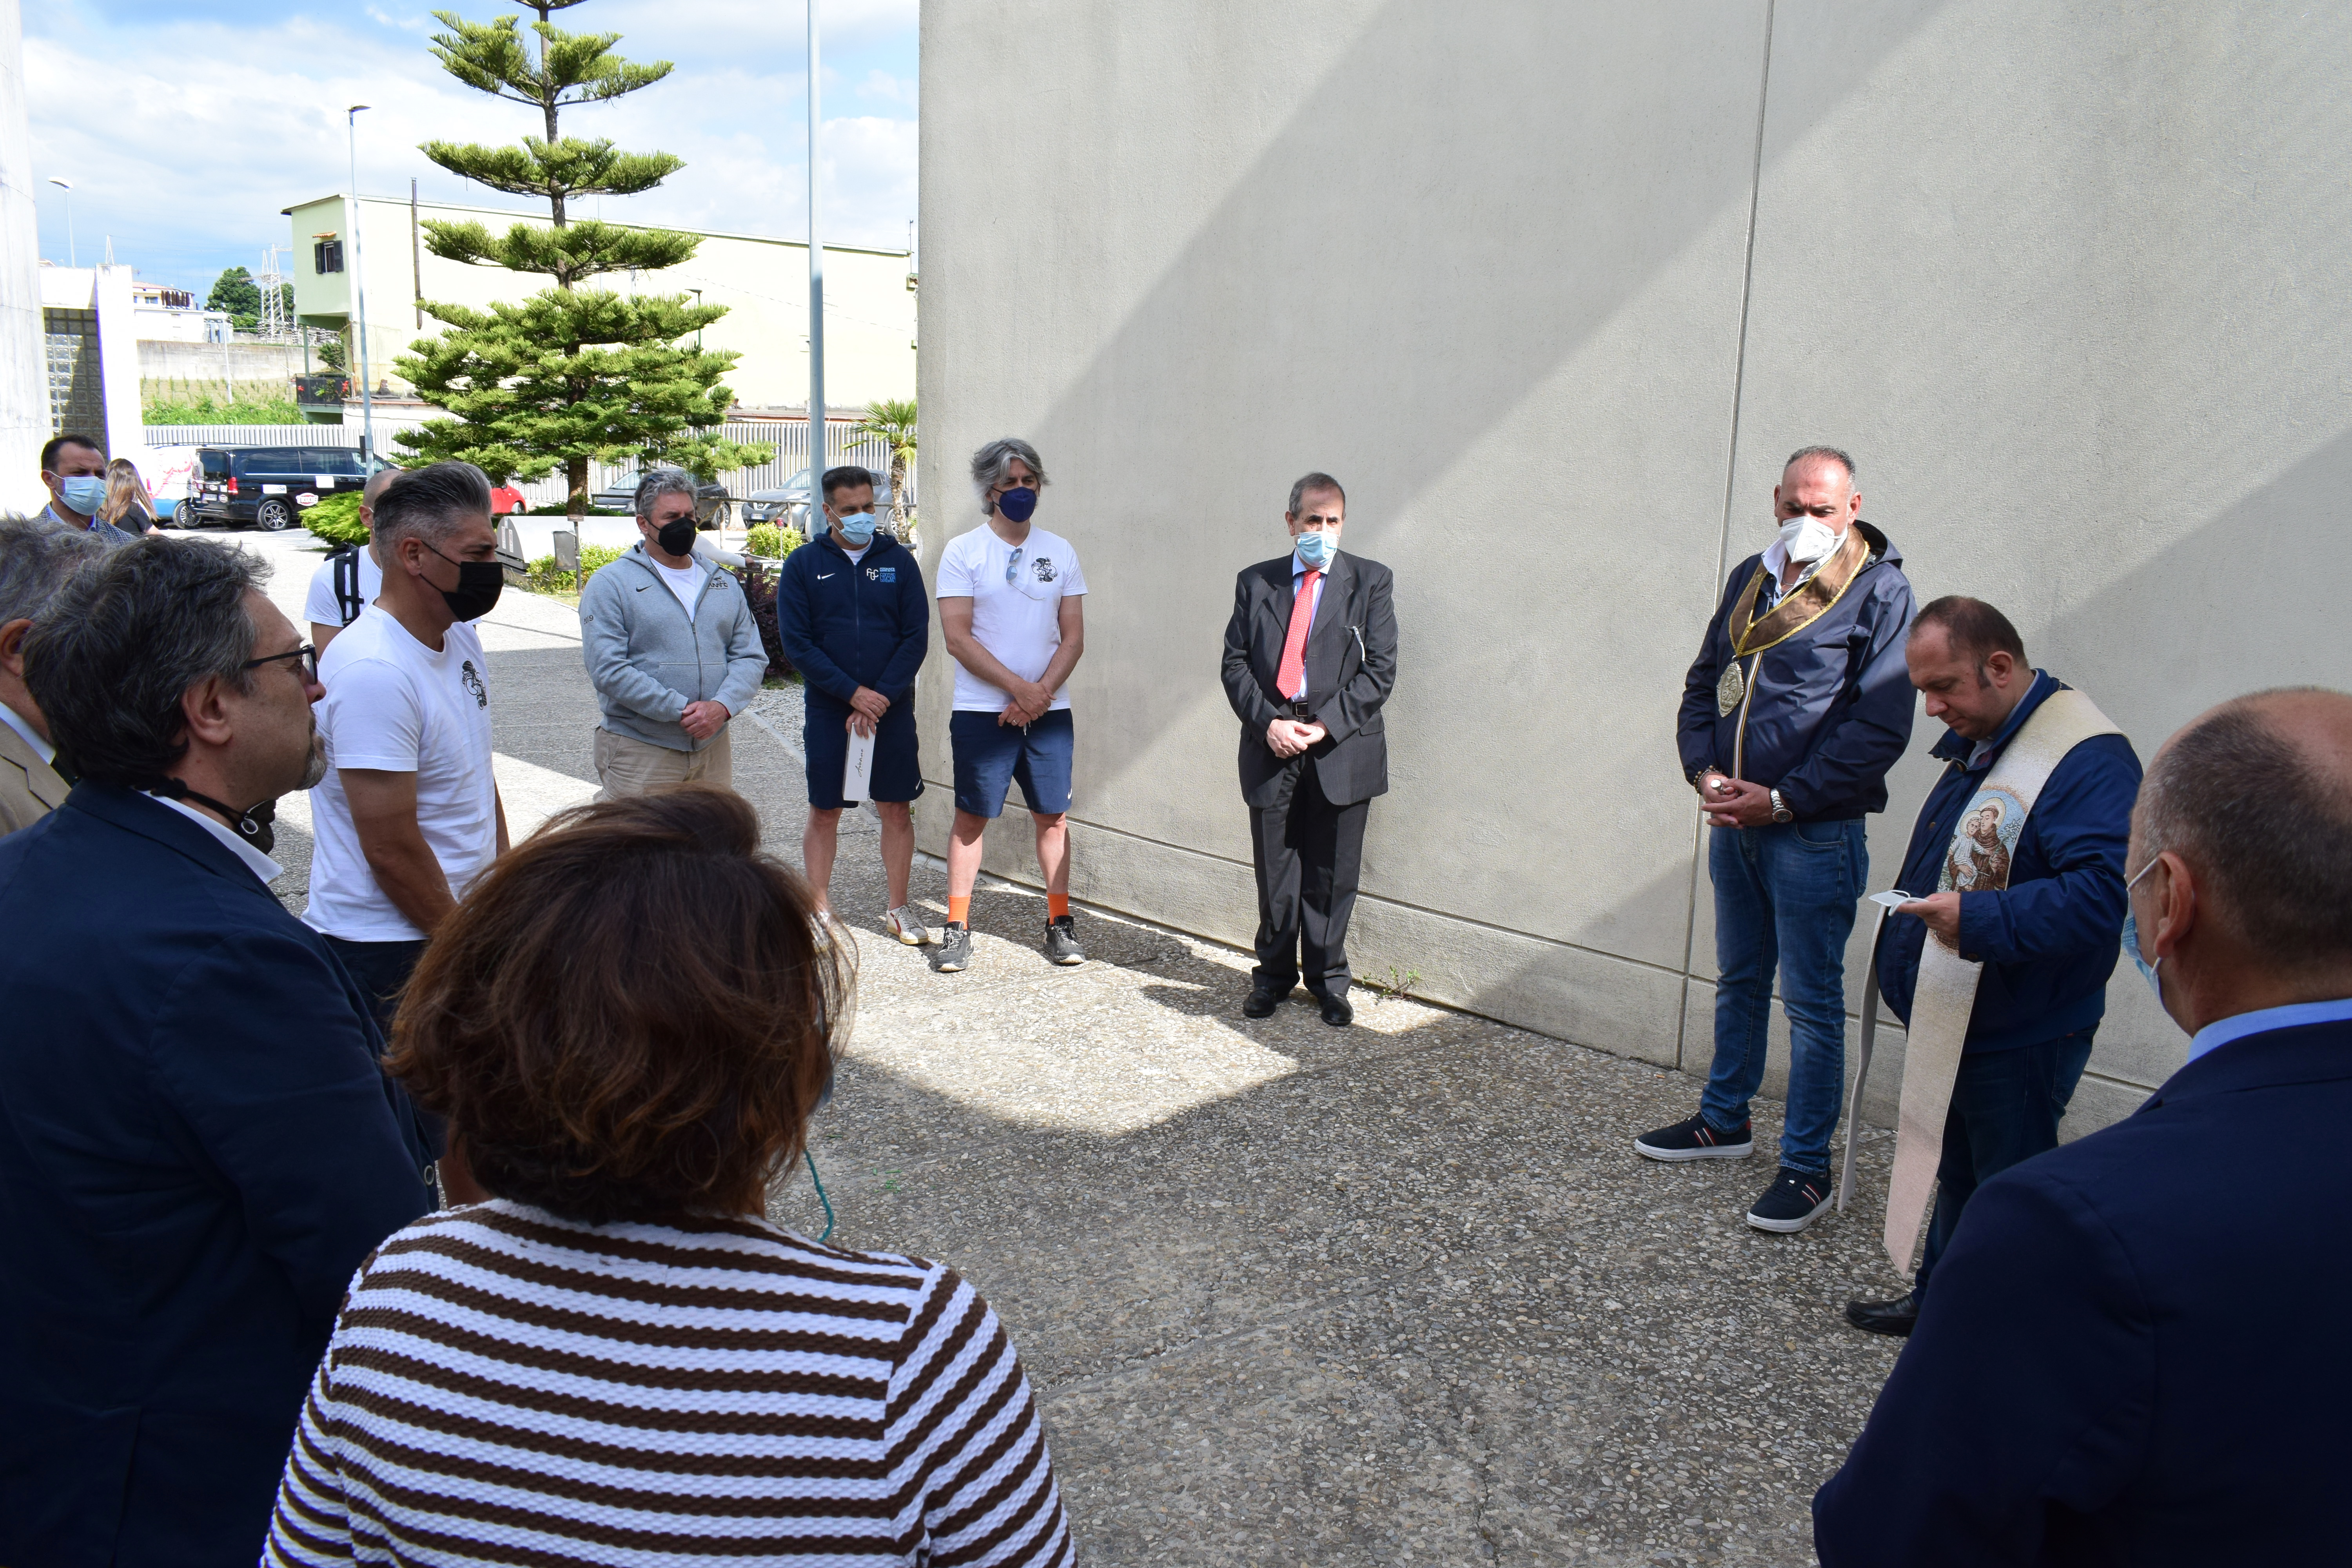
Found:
[393,0,768,517]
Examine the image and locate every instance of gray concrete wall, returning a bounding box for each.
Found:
[137,338,310,406]
[915,0,2352,1135]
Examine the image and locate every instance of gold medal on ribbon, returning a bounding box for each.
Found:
[1716,660,1745,717]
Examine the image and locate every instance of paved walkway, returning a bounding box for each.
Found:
[229,530,1907,1566]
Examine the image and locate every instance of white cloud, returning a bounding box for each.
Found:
[23,4,918,294]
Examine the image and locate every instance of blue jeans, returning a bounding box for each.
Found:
[1700,820,1867,1174]
[1912,1027,2094,1301]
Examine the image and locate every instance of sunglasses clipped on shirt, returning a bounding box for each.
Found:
[243,644,320,684]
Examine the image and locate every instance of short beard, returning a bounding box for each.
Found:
[298,727,328,791]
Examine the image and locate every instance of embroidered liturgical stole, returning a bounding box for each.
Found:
[1717,525,1872,774]
[1837,688,2125,1270]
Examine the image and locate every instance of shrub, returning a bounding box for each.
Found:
[145,394,307,425]
[302,490,369,547]
[744,523,805,560]
[577,543,625,585]
[730,559,794,679]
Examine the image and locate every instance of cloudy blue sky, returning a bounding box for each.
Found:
[25,0,918,297]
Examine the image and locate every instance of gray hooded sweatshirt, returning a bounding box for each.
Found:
[578,543,768,752]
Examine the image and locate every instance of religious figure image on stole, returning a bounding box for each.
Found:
[1939,789,2023,895]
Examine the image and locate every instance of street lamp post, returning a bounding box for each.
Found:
[347,105,376,465]
[808,0,825,481]
[46,178,74,269]
[690,287,703,352]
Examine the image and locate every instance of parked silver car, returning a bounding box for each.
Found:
[742,466,894,529]
[591,472,734,528]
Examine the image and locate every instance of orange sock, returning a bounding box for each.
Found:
[947,896,970,926]
[1047,893,1071,920]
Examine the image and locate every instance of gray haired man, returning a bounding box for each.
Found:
[578,469,768,798]
[0,517,109,832]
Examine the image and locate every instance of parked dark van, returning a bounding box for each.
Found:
[178,446,373,532]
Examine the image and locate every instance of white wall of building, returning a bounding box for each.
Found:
[0,0,47,510]
[286,194,916,414]
[916,1,2352,1136]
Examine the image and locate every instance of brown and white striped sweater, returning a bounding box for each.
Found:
[264,1201,1073,1566]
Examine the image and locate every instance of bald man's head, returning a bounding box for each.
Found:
[2137,688,2352,969]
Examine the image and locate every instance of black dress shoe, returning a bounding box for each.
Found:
[1844,1292,1921,1337]
[1242,985,1287,1018]
[1317,993,1354,1028]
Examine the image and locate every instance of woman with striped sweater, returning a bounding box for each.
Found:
[264,786,1073,1567]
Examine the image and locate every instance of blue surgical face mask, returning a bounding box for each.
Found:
[836,510,878,545]
[994,484,1038,523]
[1294,528,1335,569]
[59,475,107,515]
[2121,853,2165,1009]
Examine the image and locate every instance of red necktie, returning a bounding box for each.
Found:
[1275,569,1321,702]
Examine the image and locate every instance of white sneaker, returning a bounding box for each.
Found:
[886,906,931,946]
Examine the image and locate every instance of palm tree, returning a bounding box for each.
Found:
[855,397,918,537]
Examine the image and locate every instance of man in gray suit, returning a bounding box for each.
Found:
[0,517,108,833]
[1220,472,1399,1027]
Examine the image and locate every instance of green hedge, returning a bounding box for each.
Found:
[145,394,307,425]
[522,543,626,594]
[744,523,806,559]
[301,490,368,547]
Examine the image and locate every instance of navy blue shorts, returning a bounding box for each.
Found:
[951,708,1074,818]
[804,693,923,808]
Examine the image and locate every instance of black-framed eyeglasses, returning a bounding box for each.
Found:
[243,644,319,684]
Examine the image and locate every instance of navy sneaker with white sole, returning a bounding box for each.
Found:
[1633,1113,1755,1163]
[1746,1166,1835,1234]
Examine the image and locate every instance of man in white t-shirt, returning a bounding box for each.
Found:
[304,466,402,657]
[305,462,509,1108]
[932,437,1089,973]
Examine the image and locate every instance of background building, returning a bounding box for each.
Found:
[914,1,2352,1136]
[284,193,916,414]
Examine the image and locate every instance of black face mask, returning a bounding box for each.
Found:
[655,517,697,557]
[424,541,505,622]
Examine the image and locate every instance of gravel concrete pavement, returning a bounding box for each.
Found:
[209,529,1901,1564]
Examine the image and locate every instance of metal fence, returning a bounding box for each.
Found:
[137,419,912,510]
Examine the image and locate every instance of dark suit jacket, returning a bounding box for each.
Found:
[1813,1016,2352,1565]
[0,786,431,1567]
[1220,550,1397,808]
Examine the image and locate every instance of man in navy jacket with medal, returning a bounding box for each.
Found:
[1815,688,2352,1564]
[1640,446,1915,1233]
[1841,597,2141,1338]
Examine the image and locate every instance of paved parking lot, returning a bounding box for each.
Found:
[218,524,1900,1565]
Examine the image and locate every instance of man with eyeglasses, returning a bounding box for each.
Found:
[933,437,1089,972]
[1220,472,1398,1027]
[304,462,510,1076]
[0,537,431,1564]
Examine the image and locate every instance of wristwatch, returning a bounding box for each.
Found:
[1769,789,1794,824]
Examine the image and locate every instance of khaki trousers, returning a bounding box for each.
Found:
[593,725,734,800]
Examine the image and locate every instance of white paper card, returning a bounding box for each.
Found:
[842,725,875,803]
[1868,890,1915,911]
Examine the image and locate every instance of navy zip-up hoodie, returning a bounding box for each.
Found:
[1678,522,1916,819]
[773,528,929,707]
[1875,672,2143,1053]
